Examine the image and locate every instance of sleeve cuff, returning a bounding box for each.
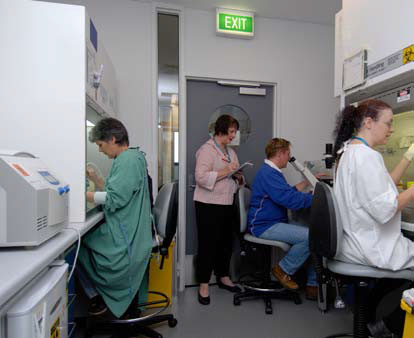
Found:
[94,191,107,205]
[205,172,218,191]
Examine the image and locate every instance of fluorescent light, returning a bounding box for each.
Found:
[174,132,179,163]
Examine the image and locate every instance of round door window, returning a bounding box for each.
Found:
[208,105,251,146]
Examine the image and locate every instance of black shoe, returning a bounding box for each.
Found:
[121,307,141,320]
[198,292,210,305]
[367,320,395,338]
[217,281,242,293]
[88,295,108,316]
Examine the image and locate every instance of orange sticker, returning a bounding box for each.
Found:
[12,163,30,176]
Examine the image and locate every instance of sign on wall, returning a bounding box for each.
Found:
[216,8,254,39]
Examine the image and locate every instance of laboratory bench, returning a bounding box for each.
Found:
[0,212,103,338]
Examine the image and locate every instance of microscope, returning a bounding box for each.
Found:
[288,143,335,188]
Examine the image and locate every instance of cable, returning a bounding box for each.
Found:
[66,226,81,282]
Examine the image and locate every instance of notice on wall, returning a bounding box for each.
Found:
[397,88,411,103]
[342,50,367,91]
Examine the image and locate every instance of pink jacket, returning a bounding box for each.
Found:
[193,139,240,205]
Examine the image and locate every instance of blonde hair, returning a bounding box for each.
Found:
[265,138,290,159]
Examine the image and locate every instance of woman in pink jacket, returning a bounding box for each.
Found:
[194,115,243,305]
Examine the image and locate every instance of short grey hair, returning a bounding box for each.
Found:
[88,117,129,146]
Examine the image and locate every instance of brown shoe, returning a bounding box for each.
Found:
[305,286,318,301]
[271,264,299,290]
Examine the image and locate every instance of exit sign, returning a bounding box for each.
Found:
[216,9,254,38]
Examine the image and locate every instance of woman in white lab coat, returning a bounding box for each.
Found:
[333,99,414,337]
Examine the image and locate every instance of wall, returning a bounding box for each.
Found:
[183,8,338,180]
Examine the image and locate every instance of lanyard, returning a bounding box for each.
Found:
[351,136,370,148]
[213,138,231,163]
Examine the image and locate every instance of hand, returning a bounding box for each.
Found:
[404,144,414,162]
[226,162,239,176]
[86,191,95,203]
[232,172,244,185]
[86,167,98,183]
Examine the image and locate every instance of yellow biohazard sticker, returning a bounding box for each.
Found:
[403,45,414,64]
[50,317,60,338]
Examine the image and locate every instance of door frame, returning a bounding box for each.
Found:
[178,76,280,291]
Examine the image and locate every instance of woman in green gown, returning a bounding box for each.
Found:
[79,117,152,318]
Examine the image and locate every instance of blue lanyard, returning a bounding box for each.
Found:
[213,138,231,163]
[352,136,370,147]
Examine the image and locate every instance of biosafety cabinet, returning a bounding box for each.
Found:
[335,0,414,100]
[0,0,118,222]
[335,0,414,224]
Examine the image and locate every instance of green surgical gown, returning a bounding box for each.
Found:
[79,148,152,318]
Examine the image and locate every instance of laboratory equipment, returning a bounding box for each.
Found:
[7,263,69,338]
[289,156,319,188]
[0,151,68,247]
[0,1,118,223]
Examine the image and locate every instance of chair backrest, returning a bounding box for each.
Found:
[237,186,251,233]
[153,181,178,250]
[309,182,343,259]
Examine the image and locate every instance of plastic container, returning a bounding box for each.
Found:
[401,299,414,338]
[148,242,175,308]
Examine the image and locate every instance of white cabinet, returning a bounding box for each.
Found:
[0,0,118,222]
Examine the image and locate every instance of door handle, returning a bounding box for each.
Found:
[188,184,196,191]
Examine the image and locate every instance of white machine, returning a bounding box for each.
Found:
[7,263,69,338]
[0,151,69,247]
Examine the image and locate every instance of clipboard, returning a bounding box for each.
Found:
[225,161,253,179]
[217,162,253,181]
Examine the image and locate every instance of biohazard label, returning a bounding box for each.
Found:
[50,317,60,338]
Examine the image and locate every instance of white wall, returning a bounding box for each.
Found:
[183,8,338,180]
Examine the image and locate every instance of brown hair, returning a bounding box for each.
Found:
[265,138,291,159]
[214,115,240,136]
[333,99,391,160]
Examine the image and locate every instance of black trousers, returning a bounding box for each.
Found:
[367,278,412,336]
[195,201,236,283]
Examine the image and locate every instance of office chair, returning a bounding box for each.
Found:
[233,186,302,314]
[309,182,414,338]
[81,181,178,338]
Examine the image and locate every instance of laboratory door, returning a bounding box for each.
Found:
[185,79,274,283]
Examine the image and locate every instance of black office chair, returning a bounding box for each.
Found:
[309,182,414,338]
[233,186,302,314]
[82,181,178,338]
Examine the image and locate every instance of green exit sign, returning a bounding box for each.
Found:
[216,9,254,38]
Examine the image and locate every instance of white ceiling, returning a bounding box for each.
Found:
[139,0,342,26]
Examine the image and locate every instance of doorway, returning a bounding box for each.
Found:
[183,78,276,285]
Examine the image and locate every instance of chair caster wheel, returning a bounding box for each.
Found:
[168,318,178,327]
[233,298,241,306]
[294,295,302,305]
[265,307,273,315]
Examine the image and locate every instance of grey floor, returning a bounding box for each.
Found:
[75,285,353,338]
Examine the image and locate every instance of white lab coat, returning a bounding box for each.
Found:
[334,143,414,270]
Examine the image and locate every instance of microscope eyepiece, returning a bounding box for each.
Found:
[289,156,296,163]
